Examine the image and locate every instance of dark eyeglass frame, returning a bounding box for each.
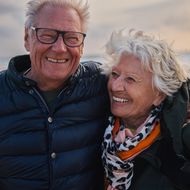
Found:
[31,26,86,47]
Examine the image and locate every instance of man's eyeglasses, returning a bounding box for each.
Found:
[31,27,86,47]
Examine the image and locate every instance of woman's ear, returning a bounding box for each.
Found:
[153,91,166,106]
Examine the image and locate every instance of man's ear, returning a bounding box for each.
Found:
[79,43,84,57]
[24,28,30,51]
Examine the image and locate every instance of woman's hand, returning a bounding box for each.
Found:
[107,185,118,190]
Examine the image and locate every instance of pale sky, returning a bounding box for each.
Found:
[0,0,190,60]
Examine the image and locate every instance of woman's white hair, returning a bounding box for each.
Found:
[25,0,89,32]
[101,29,190,96]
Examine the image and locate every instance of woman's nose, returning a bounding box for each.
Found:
[111,77,125,91]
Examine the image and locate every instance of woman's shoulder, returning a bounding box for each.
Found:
[182,124,190,158]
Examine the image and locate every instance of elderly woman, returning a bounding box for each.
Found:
[101,29,190,190]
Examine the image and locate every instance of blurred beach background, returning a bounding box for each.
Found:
[0,0,190,69]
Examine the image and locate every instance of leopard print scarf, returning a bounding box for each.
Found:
[102,105,162,190]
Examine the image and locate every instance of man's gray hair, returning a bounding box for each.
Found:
[101,29,190,96]
[25,0,90,32]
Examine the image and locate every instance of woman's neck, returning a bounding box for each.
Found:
[122,114,149,131]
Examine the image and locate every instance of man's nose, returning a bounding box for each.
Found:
[51,35,67,52]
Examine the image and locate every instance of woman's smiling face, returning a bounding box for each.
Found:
[108,53,165,125]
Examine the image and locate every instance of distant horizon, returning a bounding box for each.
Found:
[1,50,190,59]
[1,51,190,71]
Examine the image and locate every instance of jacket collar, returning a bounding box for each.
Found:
[6,54,81,91]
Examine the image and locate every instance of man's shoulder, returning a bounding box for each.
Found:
[81,60,102,70]
[0,69,6,81]
[79,60,105,77]
[0,69,9,94]
[0,69,6,76]
[73,61,108,92]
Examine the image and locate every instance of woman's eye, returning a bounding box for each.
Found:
[111,72,119,78]
[125,77,136,83]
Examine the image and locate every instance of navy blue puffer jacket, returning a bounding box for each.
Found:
[0,55,109,190]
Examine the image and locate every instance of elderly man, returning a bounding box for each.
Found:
[0,0,109,189]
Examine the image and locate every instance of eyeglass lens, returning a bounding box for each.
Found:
[36,28,85,47]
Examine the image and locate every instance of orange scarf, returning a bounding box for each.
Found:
[112,117,161,160]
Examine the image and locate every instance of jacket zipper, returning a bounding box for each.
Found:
[31,87,54,189]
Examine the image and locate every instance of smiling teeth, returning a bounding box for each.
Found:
[113,96,128,103]
[47,58,67,63]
